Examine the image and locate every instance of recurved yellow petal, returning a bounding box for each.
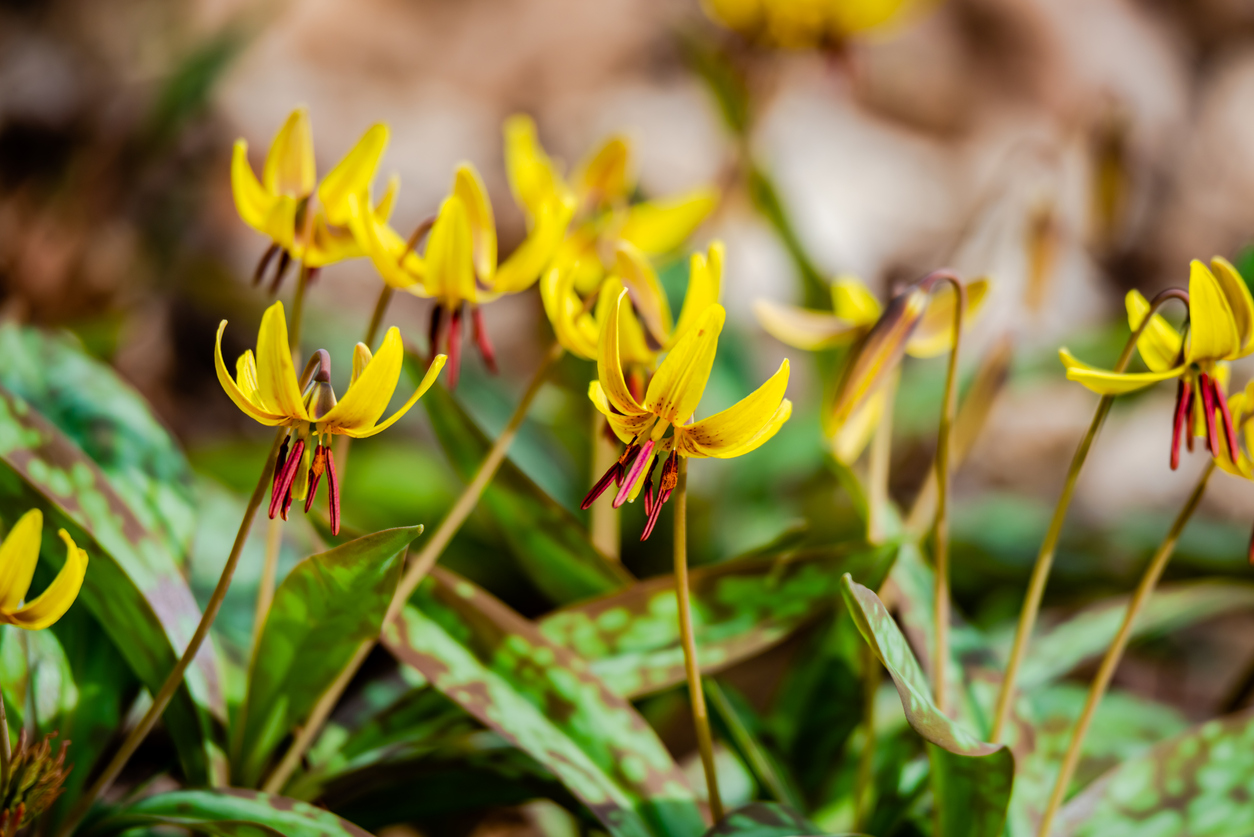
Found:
[3,530,87,630]
[598,290,649,415]
[673,241,724,348]
[263,108,316,198]
[1125,289,1182,373]
[1210,256,1254,354]
[0,510,42,610]
[350,342,373,387]
[589,381,655,443]
[906,277,989,358]
[347,193,424,291]
[492,194,574,294]
[306,216,363,267]
[255,302,310,421]
[453,164,498,282]
[541,264,598,360]
[231,141,280,234]
[831,276,882,325]
[504,115,568,219]
[425,195,477,305]
[319,123,389,227]
[215,322,289,425]
[1188,259,1242,363]
[1059,348,1182,395]
[340,351,447,439]
[613,243,673,348]
[576,136,632,205]
[755,299,863,350]
[678,359,791,458]
[619,187,719,256]
[644,304,724,424]
[319,327,405,433]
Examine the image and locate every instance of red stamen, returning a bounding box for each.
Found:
[446,306,463,390]
[268,250,293,295]
[641,453,680,541]
[471,307,498,374]
[305,444,326,513]
[1200,373,1220,456]
[253,244,279,287]
[306,266,322,286]
[269,438,304,519]
[326,445,341,536]
[582,460,623,509]
[272,436,291,497]
[1171,378,1191,470]
[1215,378,1239,461]
[641,456,660,517]
[613,439,655,508]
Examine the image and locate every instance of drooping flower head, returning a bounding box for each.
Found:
[583,290,792,539]
[231,107,397,290]
[350,163,573,388]
[216,301,446,533]
[757,273,988,462]
[1061,258,1254,469]
[0,509,88,630]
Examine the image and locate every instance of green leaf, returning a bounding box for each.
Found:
[422,381,633,603]
[538,541,896,698]
[232,526,420,787]
[1056,711,1254,836]
[705,680,805,812]
[840,574,1013,837]
[702,802,823,837]
[382,567,706,837]
[0,324,196,566]
[86,788,371,837]
[0,385,220,783]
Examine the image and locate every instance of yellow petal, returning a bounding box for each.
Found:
[598,290,649,415]
[1125,289,1182,373]
[540,264,598,360]
[453,164,498,282]
[678,359,791,458]
[4,530,87,630]
[589,381,655,443]
[1058,348,1182,395]
[906,278,989,359]
[305,215,363,267]
[425,195,477,305]
[1210,256,1254,354]
[231,140,280,234]
[673,241,723,348]
[492,193,575,294]
[374,174,400,223]
[255,302,310,421]
[347,193,424,291]
[575,136,633,205]
[831,276,883,325]
[1188,259,1242,363]
[339,351,448,439]
[318,123,389,227]
[0,510,42,610]
[703,0,764,33]
[619,187,719,256]
[754,299,863,351]
[504,114,568,219]
[613,243,673,348]
[644,304,725,424]
[350,343,373,387]
[215,322,288,425]
[319,328,404,433]
[263,107,315,198]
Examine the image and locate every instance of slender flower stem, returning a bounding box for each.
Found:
[929,273,965,716]
[589,412,621,559]
[990,288,1190,742]
[260,340,566,794]
[0,693,10,793]
[866,376,897,545]
[364,285,395,349]
[674,457,724,823]
[1036,461,1213,837]
[59,428,287,837]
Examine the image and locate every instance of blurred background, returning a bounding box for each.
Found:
[4,0,1254,765]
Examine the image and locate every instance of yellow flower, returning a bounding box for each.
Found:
[755,274,988,462]
[701,0,926,49]
[231,107,398,286]
[215,301,446,533]
[349,162,574,388]
[583,290,792,539]
[0,510,87,630]
[1060,258,1254,468]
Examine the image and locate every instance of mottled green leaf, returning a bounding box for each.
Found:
[0,324,196,565]
[232,526,419,787]
[0,385,220,782]
[702,802,823,837]
[382,568,706,837]
[1056,710,1254,836]
[86,788,371,837]
[539,542,896,698]
[840,575,1013,837]
[422,381,633,603]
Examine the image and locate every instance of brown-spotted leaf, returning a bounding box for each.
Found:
[87,788,372,836]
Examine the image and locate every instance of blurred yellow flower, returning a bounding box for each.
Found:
[1060,258,1254,468]
[0,510,87,631]
[231,107,398,286]
[701,0,926,49]
[215,300,446,533]
[583,290,792,539]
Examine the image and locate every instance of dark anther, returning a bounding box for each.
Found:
[326,444,341,536]
[253,244,279,287]
[1170,378,1192,471]
[268,250,293,296]
[428,304,446,362]
[583,460,622,510]
[641,451,680,541]
[1215,378,1239,461]
[269,438,305,520]
[272,435,291,497]
[305,444,326,514]
[1200,373,1220,457]
[306,266,322,286]
[614,439,655,508]
[641,455,660,517]
[472,306,498,374]
[446,306,464,389]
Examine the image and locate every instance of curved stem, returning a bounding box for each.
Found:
[1035,461,1213,837]
[674,457,724,822]
[59,428,286,837]
[990,288,1189,742]
[260,340,565,794]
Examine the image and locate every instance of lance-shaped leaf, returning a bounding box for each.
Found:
[840,575,1013,837]
[232,526,419,787]
[538,542,896,698]
[422,379,633,603]
[86,788,372,837]
[0,385,220,783]
[0,324,196,565]
[702,802,826,837]
[1055,710,1254,836]
[382,568,706,837]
